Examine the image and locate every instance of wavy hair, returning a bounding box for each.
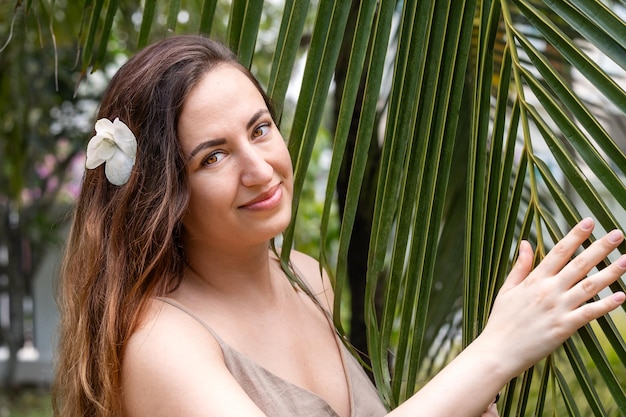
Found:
[52,35,273,417]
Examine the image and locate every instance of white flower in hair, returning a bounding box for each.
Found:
[86,117,137,186]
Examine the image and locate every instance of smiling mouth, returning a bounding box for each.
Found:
[239,184,283,210]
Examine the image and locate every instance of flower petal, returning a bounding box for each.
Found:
[94,118,115,136]
[86,135,115,169]
[104,148,135,185]
[112,118,137,157]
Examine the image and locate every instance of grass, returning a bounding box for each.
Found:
[0,388,52,417]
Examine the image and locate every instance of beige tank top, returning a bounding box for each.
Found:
[157,297,387,417]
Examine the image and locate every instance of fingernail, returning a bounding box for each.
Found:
[617,255,626,269]
[580,218,594,231]
[608,229,624,244]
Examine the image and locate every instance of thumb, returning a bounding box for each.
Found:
[500,240,534,292]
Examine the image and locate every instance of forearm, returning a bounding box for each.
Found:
[387,336,512,417]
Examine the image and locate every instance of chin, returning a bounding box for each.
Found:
[273,211,293,235]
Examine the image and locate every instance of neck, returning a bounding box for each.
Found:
[182,239,283,301]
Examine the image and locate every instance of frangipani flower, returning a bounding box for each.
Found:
[86,117,137,186]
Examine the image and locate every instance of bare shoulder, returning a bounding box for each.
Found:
[288,250,335,313]
[122,298,266,417]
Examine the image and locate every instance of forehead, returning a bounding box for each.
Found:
[182,64,264,115]
[177,64,267,148]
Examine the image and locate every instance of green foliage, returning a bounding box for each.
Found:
[0,0,96,230]
[0,389,51,417]
[290,125,340,262]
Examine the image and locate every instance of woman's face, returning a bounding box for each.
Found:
[178,64,293,250]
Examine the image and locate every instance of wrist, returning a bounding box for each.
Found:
[468,331,526,382]
[389,334,516,417]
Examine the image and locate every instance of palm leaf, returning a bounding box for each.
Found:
[280,0,353,260]
[227,0,263,67]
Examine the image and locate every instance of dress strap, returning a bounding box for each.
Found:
[155,296,225,343]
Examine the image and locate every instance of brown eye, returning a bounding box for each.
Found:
[202,151,225,166]
[252,123,270,139]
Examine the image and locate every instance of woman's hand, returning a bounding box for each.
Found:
[481,218,626,376]
[480,402,499,417]
[480,394,500,417]
[388,218,623,417]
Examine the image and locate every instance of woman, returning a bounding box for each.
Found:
[53,35,625,417]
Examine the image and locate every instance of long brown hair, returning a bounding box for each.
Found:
[52,35,273,417]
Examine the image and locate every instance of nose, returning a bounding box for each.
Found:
[239,144,273,187]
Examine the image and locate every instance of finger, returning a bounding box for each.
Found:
[533,218,594,277]
[568,254,626,308]
[500,240,534,292]
[569,290,626,329]
[559,229,625,288]
[480,402,500,417]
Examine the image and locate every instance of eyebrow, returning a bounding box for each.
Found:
[187,109,271,160]
[188,138,226,160]
[247,109,270,130]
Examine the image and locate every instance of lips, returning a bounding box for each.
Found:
[238,184,283,210]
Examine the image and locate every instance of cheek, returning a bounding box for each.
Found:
[185,177,226,218]
[276,143,294,181]
[182,185,225,238]
[283,155,294,182]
